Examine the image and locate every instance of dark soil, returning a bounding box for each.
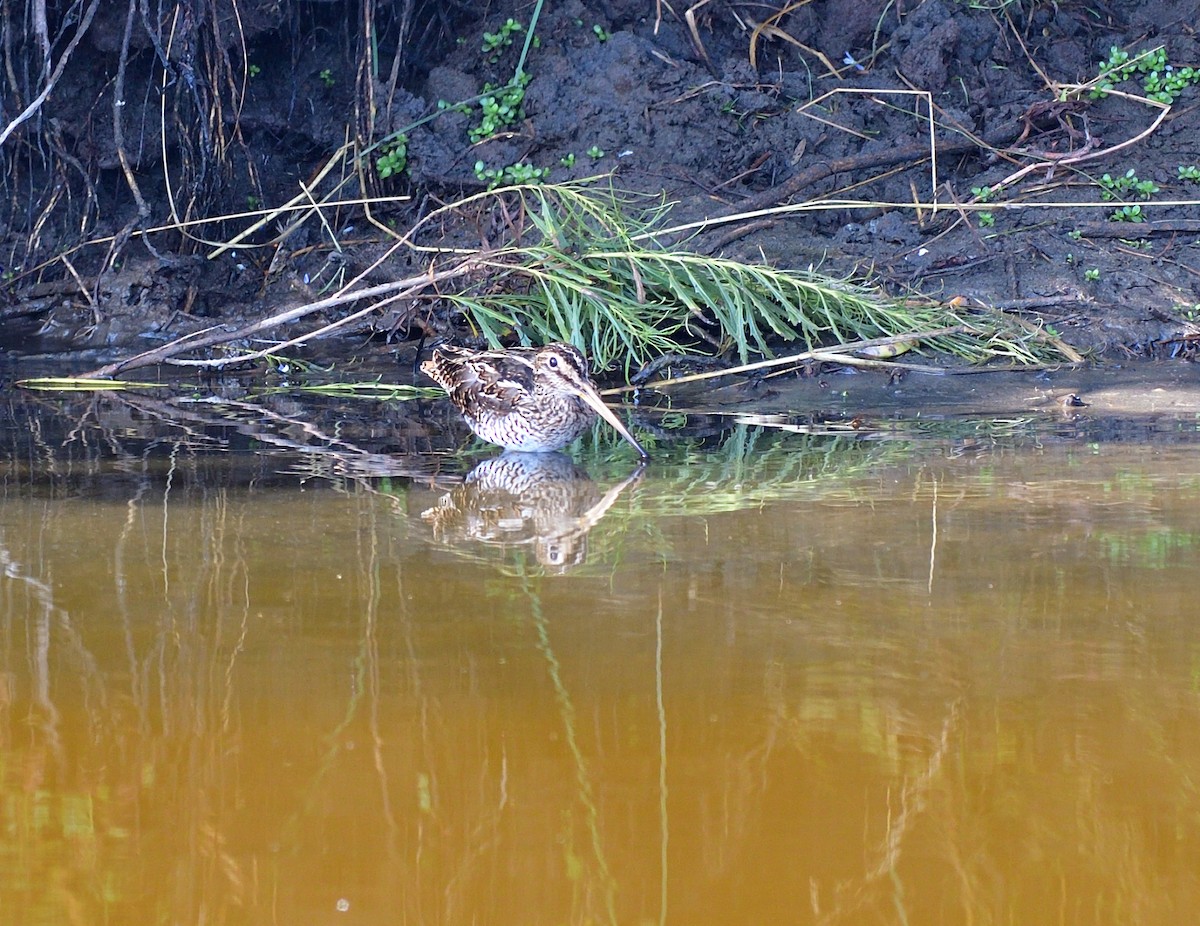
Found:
[4,0,1200,369]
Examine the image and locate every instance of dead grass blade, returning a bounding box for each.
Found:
[747,1,839,77]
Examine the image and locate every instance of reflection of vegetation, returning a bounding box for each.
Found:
[1093,527,1200,569]
[0,495,258,920]
[0,787,118,908]
[521,575,619,924]
[8,393,1200,922]
[280,381,438,399]
[423,425,923,575]
[626,425,920,516]
[429,416,1143,574]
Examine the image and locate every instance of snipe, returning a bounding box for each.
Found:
[421,343,648,458]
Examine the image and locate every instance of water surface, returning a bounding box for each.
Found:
[3,385,1200,925]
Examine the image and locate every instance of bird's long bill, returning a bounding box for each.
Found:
[575,382,650,459]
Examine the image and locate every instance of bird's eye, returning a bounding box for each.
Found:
[548,356,559,368]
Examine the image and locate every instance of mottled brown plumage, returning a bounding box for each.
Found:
[421,343,648,458]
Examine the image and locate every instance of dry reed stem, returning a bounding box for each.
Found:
[684,0,714,67]
[747,1,839,77]
[84,261,478,378]
[602,327,966,393]
[207,142,370,256]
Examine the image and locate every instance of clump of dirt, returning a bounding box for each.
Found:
[3,0,1200,365]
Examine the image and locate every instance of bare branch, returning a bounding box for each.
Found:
[0,0,100,148]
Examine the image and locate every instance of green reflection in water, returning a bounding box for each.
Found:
[1094,527,1200,569]
[2,420,1200,923]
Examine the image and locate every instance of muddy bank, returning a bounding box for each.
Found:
[2,0,1200,373]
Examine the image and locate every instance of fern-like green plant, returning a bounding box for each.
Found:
[435,181,1070,371]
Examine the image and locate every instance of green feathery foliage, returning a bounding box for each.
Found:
[440,181,1071,372]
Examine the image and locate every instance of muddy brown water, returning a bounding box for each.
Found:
[3,369,1200,924]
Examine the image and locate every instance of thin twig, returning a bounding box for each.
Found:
[603,327,966,393]
[85,260,478,378]
[0,0,101,148]
[162,289,419,369]
[992,89,1170,190]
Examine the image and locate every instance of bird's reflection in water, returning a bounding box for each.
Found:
[421,452,644,571]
